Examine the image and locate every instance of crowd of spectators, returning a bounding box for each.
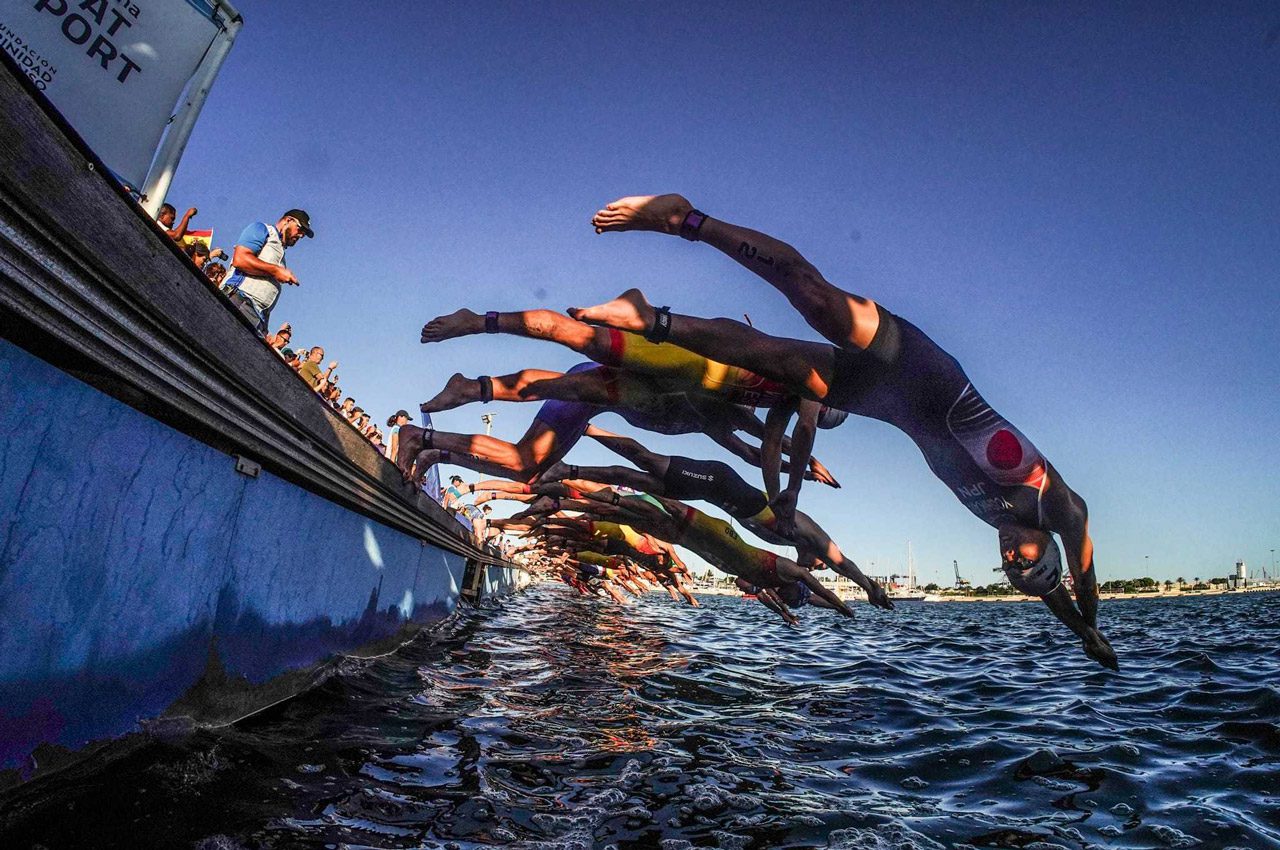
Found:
[157,202,397,459]
[440,472,512,556]
[156,200,509,556]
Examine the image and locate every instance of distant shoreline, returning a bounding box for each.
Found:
[694,585,1280,603]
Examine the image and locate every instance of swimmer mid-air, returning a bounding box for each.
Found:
[396,363,838,487]
[536,426,891,609]
[569,193,1115,669]
[417,305,848,517]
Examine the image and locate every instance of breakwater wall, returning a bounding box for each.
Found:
[0,56,521,779]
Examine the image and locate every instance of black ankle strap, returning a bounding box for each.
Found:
[484,311,500,333]
[646,306,672,343]
[478,375,493,403]
[679,209,707,241]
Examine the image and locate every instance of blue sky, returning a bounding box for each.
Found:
[165,2,1280,584]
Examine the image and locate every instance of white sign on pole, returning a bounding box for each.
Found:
[0,0,220,188]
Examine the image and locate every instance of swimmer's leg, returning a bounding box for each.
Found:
[540,463,664,494]
[584,426,673,478]
[470,480,536,496]
[423,368,634,413]
[591,194,880,351]
[422,308,616,362]
[397,424,554,483]
[570,290,835,401]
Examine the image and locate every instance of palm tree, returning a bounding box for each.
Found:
[1177,576,1185,589]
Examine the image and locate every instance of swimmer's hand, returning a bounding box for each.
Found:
[592,194,693,235]
[1083,628,1119,671]
[769,490,799,536]
[806,456,841,488]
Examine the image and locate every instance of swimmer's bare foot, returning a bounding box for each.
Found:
[420,373,477,413]
[567,288,654,333]
[421,308,484,343]
[591,194,693,235]
[864,581,895,611]
[395,424,429,478]
[411,449,445,486]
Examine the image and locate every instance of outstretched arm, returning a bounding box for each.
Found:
[716,403,840,488]
[1041,466,1099,628]
[167,207,197,241]
[750,585,798,625]
[769,399,820,535]
[761,398,796,499]
[775,559,853,617]
[649,536,686,571]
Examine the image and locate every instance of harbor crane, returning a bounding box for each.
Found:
[953,560,971,590]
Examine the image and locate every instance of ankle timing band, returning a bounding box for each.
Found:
[679,209,707,241]
[646,306,673,343]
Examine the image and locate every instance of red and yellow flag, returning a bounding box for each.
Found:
[180,229,213,251]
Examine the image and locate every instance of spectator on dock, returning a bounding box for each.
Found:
[297,347,335,389]
[385,409,412,460]
[184,242,226,269]
[265,323,292,352]
[340,397,356,419]
[185,241,209,267]
[158,203,197,242]
[223,209,313,334]
[443,475,466,511]
[203,262,227,287]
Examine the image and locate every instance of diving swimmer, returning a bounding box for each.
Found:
[572,193,1115,670]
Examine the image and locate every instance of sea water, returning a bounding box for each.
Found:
[2,587,1277,849]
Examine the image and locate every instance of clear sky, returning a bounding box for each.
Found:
[165,2,1280,585]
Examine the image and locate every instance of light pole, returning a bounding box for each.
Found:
[1144,554,1149,579]
[480,412,496,436]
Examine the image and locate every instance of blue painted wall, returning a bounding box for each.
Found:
[0,337,505,769]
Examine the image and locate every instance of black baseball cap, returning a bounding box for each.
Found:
[282,209,314,237]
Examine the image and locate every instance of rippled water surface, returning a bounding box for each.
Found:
[3,588,1279,849]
